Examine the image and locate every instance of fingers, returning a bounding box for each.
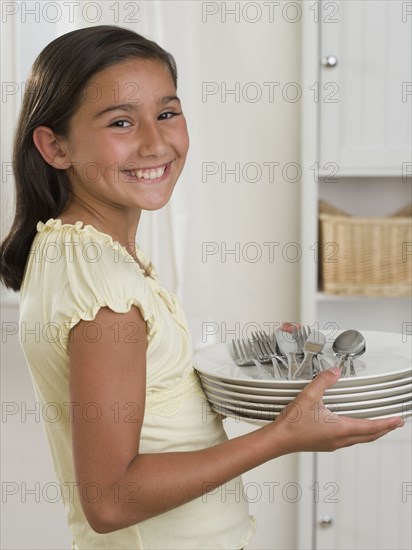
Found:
[325,414,405,451]
[339,414,405,437]
[337,423,403,448]
[280,322,301,333]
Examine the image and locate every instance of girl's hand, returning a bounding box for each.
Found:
[270,367,404,455]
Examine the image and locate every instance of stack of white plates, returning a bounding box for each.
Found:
[193,331,412,424]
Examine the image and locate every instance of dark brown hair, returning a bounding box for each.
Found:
[0,25,177,291]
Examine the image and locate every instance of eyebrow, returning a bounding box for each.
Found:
[93,95,181,119]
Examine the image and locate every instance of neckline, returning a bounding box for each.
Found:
[37,218,157,280]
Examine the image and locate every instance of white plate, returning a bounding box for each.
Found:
[211,403,412,426]
[210,399,411,421]
[200,376,412,404]
[199,372,412,397]
[194,331,411,388]
[203,385,412,411]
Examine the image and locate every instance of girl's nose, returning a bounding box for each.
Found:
[137,120,167,158]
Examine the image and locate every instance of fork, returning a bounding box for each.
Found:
[252,330,288,379]
[232,338,275,380]
[251,331,287,379]
[251,330,288,365]
[296,325,311,356]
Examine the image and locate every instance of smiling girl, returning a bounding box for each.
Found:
[0,25,403,550]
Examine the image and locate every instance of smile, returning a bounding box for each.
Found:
[123,163,169,181]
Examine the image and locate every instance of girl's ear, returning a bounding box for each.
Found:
[32,126,72,169]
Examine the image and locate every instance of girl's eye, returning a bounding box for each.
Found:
[109,120,132,128]
[158,111,181,121]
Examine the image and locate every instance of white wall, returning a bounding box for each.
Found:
[1,2,302,549]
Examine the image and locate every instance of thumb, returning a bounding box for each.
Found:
[304,367,341,397]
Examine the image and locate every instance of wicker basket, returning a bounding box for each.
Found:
[318,202,412,297]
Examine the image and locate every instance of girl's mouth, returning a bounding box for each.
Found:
[123,162,170,182]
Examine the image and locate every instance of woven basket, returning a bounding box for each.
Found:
[318,202,412,297]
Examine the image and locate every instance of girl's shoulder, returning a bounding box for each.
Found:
[21,219,157,342]
[34,218,154,278]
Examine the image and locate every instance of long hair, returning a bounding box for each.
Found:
[0,25,177,291]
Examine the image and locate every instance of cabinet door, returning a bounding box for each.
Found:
[314,421,412,549]
[320,0,412,176]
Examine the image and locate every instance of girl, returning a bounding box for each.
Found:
[0,25,404,550]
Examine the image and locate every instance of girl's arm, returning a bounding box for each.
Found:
[69,306,403,534]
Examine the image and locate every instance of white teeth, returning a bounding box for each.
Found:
[126,165,166,180]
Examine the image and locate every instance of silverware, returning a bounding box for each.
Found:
[296,324,311,356]
[251,331,287,379]
[332,330,366,377]
[231,338,275,380]
[275,327,300,380]
[317,355,333,372]
[293,331,326,379]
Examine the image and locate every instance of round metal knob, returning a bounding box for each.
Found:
[321,55,338,67]
[318,515,333,527]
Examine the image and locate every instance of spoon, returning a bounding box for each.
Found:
[332,330,366,377]
[275,327,300,380]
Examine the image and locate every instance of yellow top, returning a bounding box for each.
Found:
[19,219,255,550]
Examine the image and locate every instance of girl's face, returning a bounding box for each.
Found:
[62,58,189,214]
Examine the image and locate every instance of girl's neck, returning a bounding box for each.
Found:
[58,202,141,255]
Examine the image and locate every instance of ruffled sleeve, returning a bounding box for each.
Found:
[32,219,156,351]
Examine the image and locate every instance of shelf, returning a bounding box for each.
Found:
[316,292,411,302]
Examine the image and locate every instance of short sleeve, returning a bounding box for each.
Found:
[27,219,156,351]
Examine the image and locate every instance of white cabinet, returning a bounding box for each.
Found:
[299,2,412,548]
[300,0,412,331]
[313,423,412,550]
[319,0,411,176]
[297,422,412,550]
